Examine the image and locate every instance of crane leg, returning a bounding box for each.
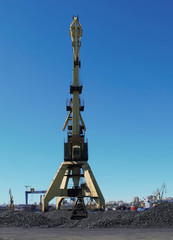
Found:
[82,162,105,210]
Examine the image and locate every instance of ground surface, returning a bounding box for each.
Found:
[0,228,173,240]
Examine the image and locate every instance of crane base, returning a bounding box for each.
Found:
[42,161,105,211]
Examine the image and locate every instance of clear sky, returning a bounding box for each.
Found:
[0,0,173,205]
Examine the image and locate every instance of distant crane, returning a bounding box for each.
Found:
[8,189,14,211]
[25,187,46,205]
[152,183,166,202]
[159,183,166,200]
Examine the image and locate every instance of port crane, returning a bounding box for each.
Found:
[159,183,166,200]
[42,16,105,213]
[8,189,14,211]
[153,183,166,202]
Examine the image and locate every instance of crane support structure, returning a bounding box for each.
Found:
[42,16,105,212]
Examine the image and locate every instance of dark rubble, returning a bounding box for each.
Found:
[0,202,173,228]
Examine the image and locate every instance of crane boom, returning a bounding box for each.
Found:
[70,16,82,136]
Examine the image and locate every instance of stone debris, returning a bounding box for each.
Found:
[0,202,172,228]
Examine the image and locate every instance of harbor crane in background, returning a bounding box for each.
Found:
[153,183,166,202]
[159,183,166,200]
[25,187,46,205]
[8,189,14,211]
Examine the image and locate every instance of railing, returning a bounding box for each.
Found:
[66,98,84,111]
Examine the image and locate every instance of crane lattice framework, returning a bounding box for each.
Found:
[42,16,105,211]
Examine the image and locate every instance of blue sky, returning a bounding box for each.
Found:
[0,0,173,205]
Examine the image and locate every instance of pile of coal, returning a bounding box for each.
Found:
[0,202,172,228]
[88,202,173,228]
[0,211,67,228]
[54,202,173,228]
[131,201,173,228]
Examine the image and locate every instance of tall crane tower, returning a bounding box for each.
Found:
[42,16,105,211]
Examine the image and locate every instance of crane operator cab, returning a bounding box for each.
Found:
[72,145,81,160]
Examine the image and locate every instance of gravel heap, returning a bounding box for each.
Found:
[0,202,172,228]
